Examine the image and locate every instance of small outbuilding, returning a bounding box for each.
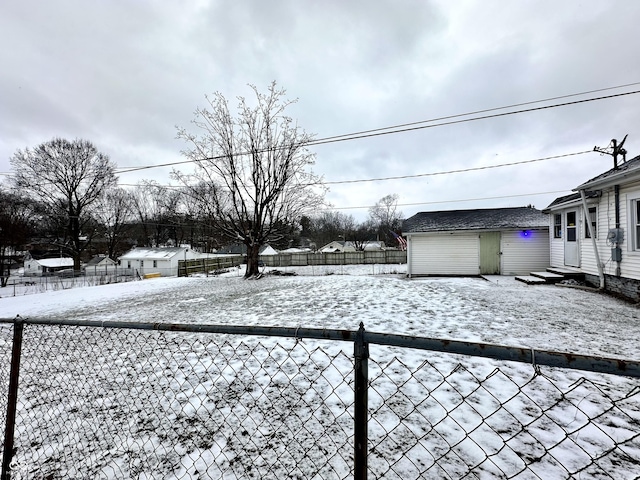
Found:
[118,246,203,277]
[83,255,118,276]
[403,207,550,277]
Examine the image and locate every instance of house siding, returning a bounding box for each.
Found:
[501,229,550,275]
[408,233,479,276]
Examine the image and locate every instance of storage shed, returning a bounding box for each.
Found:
[402,207,550,277]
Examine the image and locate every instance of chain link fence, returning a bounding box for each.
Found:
[0,318,639,479]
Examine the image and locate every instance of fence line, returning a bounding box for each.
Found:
[178,251,407,276]
[1,317,639,479]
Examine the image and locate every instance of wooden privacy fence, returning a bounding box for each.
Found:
[179,251,407,276]
[179,256,244,277]
[261,250,407,267]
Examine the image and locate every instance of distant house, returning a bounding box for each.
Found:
[402,207,550,277]
[318,241,357,253]
[544,153,640,301]
[83,255,118,276]
[118,246,203,277]
[23,252,74,276]
[217,243,278,256]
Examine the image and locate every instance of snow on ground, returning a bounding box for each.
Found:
[3,264,639,359]
[1,265,639,478]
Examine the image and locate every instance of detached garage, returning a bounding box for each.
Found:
[403,207,550,277]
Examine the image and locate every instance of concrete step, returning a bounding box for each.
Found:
[515,275,548,285]
[530,271,565,283]
[546,267,584,280]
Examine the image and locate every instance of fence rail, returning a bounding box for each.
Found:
[0,317,639,479]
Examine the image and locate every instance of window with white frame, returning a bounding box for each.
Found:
[634,199,640,250]
[585,207,597,238]
[153,260,157,268]
[554,214,562,238]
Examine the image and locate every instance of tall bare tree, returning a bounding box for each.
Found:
[175,82,326,277]
[368,193,404,243]
[10,138,117,270]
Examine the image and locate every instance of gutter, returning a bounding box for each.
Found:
[579,189,605,289]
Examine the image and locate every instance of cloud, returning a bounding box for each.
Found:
[1,0,640,221]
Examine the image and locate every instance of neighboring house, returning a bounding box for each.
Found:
[23,252,74,276]
[217,243,278,256]
[362,241,386,251]
[402,207,550,277]
[118,247,203,277]
[544,154,640,301]
[83,255,118,276]
[317,241,357,253]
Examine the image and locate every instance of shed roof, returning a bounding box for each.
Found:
[37,258,74,268]
[85,255,116,266]
[402,207,549,233]
[119,247,187,260]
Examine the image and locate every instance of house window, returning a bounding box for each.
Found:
[585,207,597,238]
[153,260,157,268]
[127,261,131,269]
[554,214,562,238]
[634,200,640,250]
[566,211,577,242]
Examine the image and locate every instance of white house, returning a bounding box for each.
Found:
[83,255,118,276]
[118,246,203,277]
[402,207,550,277]
[544,153,640,301]
[23,253,74,276]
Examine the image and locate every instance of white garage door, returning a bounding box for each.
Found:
[409,233,479,276]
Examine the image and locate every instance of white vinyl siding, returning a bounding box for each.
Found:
[501,230,550,275]
[408,233,479,276]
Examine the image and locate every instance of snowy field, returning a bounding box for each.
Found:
[1,265,640,478]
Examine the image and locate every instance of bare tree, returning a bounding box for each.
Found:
[0,189,39,286]
[130,181,181,247]
[175,82,326,277]
[93,187,135,259]
[10,138,117,270]
[368,193,404,243]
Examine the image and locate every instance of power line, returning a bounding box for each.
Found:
[113,86,640,174]
[326,189,572,211]
[316,81,640,142]
[324,151,591,185]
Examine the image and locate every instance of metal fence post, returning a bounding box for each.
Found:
[354,322,369,480]
[2,318,24,480]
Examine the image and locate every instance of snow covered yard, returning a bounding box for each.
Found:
[1,265,640,478]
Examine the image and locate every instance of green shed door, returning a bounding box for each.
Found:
[479,232,501,274]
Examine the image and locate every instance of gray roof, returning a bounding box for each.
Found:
[402,207,549,233]
[543,190,600,211]
[575,154,640,190]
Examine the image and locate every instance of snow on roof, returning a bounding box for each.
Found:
[119,247,188,260]
[403,207,549,233]
[37,258,74,268]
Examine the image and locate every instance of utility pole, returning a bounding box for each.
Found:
[593,135,629,277]
[594,135,628,170]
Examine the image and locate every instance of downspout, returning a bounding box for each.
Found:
[580,189,605,290]
[614,184,621,277]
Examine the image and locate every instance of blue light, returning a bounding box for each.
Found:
[520,230,531,238]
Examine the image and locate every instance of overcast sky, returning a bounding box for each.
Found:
[2,0,640,222]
